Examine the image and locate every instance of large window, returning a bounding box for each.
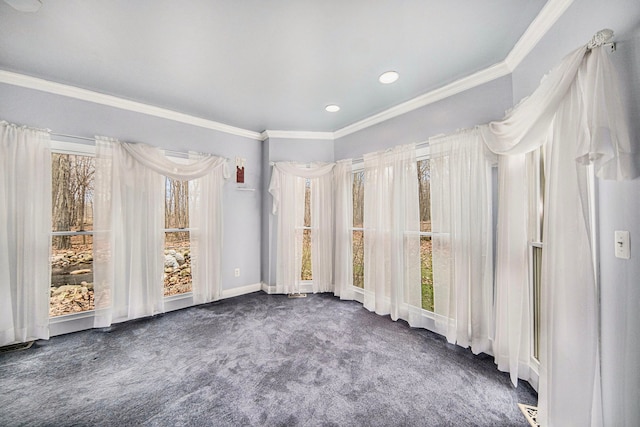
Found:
[352,170,365,288]
[50,151,95,317]
[164,177,192,296]
[301,178,312,281]
[530,146,545,361]
[417,159,434,312]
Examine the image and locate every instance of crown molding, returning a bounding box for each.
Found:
[0,69,263,141]
[1,0,572,143]
[261,130,335,141]
[504,0,575,71]
[334,61,511,140]
[333,0,572,140]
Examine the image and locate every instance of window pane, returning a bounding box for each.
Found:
[417,159,431,232]
[352,230,364,288]
[301,229,312,281]
[165,178,189,229]
[352,171,364,228]
[51,153,95,233]
[164,231,192,296]
[532,245,542,360]
[421,235,434,312]
[50,235,94,317]
[304,178,311,228]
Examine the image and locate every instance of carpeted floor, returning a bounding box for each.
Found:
[0,292,537,426]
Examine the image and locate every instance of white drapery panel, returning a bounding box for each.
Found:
[0,122,51,346]
[94,137,228,327]
[492,154,531,386]
[363,144,421,325]
[481,32,634,426]
[269,162,335,294]
[333,159,354,300]
[429,130,494,354]
[188,152,228,304]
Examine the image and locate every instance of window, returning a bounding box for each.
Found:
[164,177,192,296]
[50,151,95,317]
[352,169,365,288]
[417,158,434,312]
[530,146,545,361]
[301,178,312,281]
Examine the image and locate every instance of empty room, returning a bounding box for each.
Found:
[1,1,639,426]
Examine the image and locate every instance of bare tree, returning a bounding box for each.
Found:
[417,159,431,231]
[51,154,72,249]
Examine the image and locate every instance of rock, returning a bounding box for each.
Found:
[169,276,178,284]
[174,252,185,265]
[164,254,179,269]
[70,269,91,275]
[180,268,191,277]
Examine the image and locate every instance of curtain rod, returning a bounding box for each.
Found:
[50,132,94,142]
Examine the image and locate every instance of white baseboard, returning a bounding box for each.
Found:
[261,282,276,294]
[221,283,263,299]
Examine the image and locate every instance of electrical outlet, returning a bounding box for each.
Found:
[234,268,240,277]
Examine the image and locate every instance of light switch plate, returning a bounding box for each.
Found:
[614,230,630,259]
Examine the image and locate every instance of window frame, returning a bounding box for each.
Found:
[50,141,96,319]
[350,162,365,292]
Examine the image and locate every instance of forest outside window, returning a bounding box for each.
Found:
[417,158,434,312]
[352,169,364,288]
[50,150,95,317]
[164,177,192,296]
[300,178,312,281]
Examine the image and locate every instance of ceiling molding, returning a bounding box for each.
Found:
[0,69,263,141]
[0,0,572,142]
[504,0,575,71]
[333,0,573,140]
[261,130,335,141]
[334,61,511,140]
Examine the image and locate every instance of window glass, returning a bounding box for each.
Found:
[352,170,365,288]
[417,159,434,311]
[164,178,191,296]
[301,178,312,280]
[50,153,95,317]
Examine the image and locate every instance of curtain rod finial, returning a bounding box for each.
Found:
[588,29,614,49]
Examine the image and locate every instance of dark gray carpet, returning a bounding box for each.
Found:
[0,292,537,426]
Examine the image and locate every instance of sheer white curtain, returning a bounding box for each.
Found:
[429,130,494,354]
[333,159,354,300]
[480,32,634,426]
[492,154,531,386]
[363,144,421,325]
[0,122,51,346]
[269,162,335,294]
[94,137,228,327]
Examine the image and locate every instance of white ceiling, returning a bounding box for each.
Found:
[0,0,548,134]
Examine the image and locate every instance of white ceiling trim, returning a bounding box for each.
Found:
[0,0,572,142]
[505,0,575,70]
[261,130,334,141]
[332,0,574,140]
[333,61,511,140]
[0,69,263,141]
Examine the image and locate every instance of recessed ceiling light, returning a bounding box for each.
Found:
[4,0,42,12]
[325,104,340,113]
[379,71,399,84]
